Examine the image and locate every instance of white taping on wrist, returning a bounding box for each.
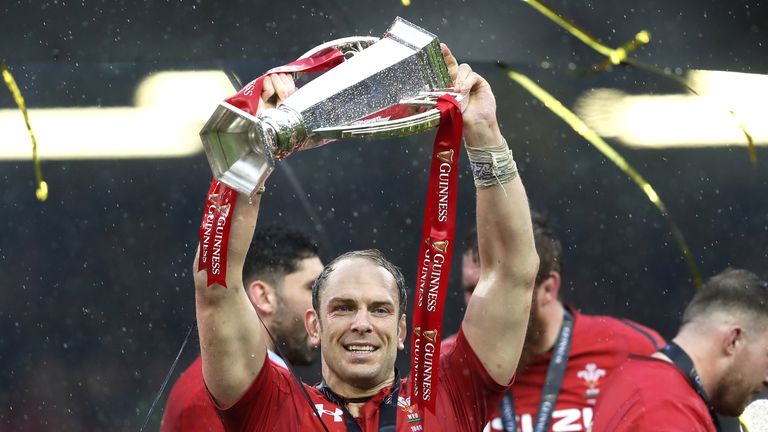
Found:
[465,138,518,188]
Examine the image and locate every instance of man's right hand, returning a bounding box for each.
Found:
[258,73,297,112]
[440,43,504,148]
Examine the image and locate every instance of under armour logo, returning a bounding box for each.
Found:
[314,404,344,422]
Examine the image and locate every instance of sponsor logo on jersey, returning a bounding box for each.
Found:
[484,407,594,432]
[577,362,606,399]
[398,396,423,430]
[314,404,344,423]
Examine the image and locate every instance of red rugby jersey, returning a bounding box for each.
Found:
[216,328,510,432]
[590,355,717,432]
[160,356,223,432]
[161,351,287,432]
[443,307,665,432]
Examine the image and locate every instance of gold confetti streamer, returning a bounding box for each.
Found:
[1,62,48,201]
[591,31,650,73]
[739,418,750,432]
[507,69,703,288]
[522,0,650,64]
[521,0,757,164]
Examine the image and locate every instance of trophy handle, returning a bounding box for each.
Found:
[311,91,464,140]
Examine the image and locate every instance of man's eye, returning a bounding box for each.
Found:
[335,305,352,312]
[373,307,389,315]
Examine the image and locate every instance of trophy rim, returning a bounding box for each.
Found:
[298,36,380,60]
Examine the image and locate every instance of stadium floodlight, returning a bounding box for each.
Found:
[574,70,768,148]
[0,71,234,159]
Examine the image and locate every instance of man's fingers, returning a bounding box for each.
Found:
[261,76,277,105]
[263,73,297,106]
[454,63,475,96]
[271,74,287,101]
[273,73,297,101]
[441,43,459,83]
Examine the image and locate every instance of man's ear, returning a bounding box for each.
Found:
[398,314,407,350]
[306,309,321,348]
[723,326,744,356]
[537,271,561,307]
[246,280,277,316]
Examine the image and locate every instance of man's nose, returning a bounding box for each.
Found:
[350,309,373,333]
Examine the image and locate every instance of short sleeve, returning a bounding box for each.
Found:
[437,327,512,430]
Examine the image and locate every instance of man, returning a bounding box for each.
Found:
[445,213,666,432]
[591,268,768,432]
[193,44,540,431]
[161,225,324,432]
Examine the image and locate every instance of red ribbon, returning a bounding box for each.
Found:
[197,180,238,287]
[409,94,463,431]
[197,47,346,288]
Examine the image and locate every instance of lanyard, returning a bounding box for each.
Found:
[315,371,400,432]
[500,309,574,432]
[660,342,722,432]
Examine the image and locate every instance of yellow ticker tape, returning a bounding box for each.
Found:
[739,418,749,432]
[1,62,48,201]
[522,0,757,164]
[522,0,650,64]
[732,110,756,165]
[507,69,703,288]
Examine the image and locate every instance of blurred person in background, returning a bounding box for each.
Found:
[443,212,666,432]
[591,268,768,432]
[161,224,323,432]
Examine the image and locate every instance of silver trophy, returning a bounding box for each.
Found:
[200,17,462,196]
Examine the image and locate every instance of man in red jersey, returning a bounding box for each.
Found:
[161,224,323,432]
[444,213,665,432]
[193,43,540,431]
[591,268,768,432]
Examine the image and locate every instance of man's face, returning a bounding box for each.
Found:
[714,328,768,416]
[311,258,406,390]
[270,256,324,365]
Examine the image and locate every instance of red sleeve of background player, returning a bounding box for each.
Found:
[161,357,224,432]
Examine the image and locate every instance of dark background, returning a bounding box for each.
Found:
[1,1,766,431]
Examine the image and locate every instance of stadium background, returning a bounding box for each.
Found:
[1,1,766,430]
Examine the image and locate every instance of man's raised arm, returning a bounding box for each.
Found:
[193,74,296,408]
[445,46,539,385]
